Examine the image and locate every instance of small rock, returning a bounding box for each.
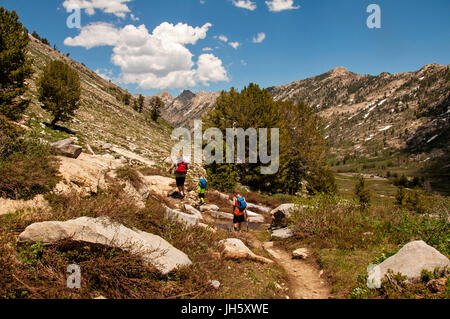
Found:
[271,228,294,240]
[200,204,219,212]
[427,277,447,293]
[85,144,95,155]
[102,154,115,160]
[102,143,113,150]
[248,215,265,223]
[119,156,128,164]
[211,190,230,201]
[210,211,234,220]
[292,248,309,260]
[209,280,221,290]
[51,138,82,159]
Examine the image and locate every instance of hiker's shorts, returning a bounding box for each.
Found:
[176,176,186,187]
[233,214,246,224]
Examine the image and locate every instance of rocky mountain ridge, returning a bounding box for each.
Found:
[157,90,220,127]
[156,64,450,189]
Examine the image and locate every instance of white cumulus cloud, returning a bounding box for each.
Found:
[62,0,133,18]
[65,22,229,89]
[229,41,240,49]
[64,22,121,49]
[232,0,257,11]
[217,35,228,42]
[252,32,266,43]
[196,54,229,86]
[266,0,300,12]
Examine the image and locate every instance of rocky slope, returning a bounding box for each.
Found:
[24,35,175,170]
[269,64,449,160]
[269,64,450,192]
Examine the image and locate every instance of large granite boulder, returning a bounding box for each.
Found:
[18,217,192,275]
[54,153,122,197]
[270,204,298,226]
[370,241,450,283]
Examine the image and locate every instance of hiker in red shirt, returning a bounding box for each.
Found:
[170,153,188,199]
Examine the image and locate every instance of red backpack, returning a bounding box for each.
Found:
[176,162,188,174]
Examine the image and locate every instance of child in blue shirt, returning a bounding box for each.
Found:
[198,176,207,206]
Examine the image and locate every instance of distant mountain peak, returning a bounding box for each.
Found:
[329,66,352,77]
[178,90,196,100]
[157,90,172,98]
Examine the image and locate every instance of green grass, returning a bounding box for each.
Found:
[279,192,449,298]
[0,128,60,200]
[335,173,397,205]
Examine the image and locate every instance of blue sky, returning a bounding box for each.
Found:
[2,0,450,97]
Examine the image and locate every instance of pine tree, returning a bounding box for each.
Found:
[203,83,334,194]
[38,60,81,126]
[138,94,145,113]
[122,93,131,106]
[0,7,34,120]
[354,176,371,208]
[41,38,50,46]
[149,96,164,121]
[31,30,41,40]
[203,84,287,192]
[206,162,237,192]
[279,100,334,195]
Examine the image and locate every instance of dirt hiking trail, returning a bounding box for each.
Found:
[175,195,332,299]
[263,242,331,299]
